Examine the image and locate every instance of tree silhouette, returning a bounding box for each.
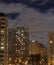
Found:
[35,54,41,65]
[30,54,41,65]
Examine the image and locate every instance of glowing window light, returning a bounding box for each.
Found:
[9,64,12,65]
[9,58,12,61]
[50,41,52,44]
[1,38,4,41]
[19,59,22,62]
[25,60,28,65]
[1,43,4,45]
[22,30,24,32]
[1,47,4,49]
[52,60,54,64]
[17,31,20,34]
[16,32,17,34]
[21,33,23,36]
[16,49,18,51]
[16,44,17,45]
[17,37,20,40]
[16,35,18,38]
[32,40,35,42]
[1,30,4,33]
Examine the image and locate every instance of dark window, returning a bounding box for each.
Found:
[50,64,52,65]
[0,59,4,61]
[1,34,5,38]
[0,55,4,57]
[0,51,4,53]
[1,18,5,20]
[1,26,5,28]
[1,22,5,25]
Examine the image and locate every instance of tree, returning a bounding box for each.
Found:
[35,54,41,65]
[30,54,41,65]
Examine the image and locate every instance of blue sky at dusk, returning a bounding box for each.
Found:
[0,0,54,46]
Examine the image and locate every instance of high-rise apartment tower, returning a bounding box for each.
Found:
[15,27,29,64]
[48,32,54,65]
[0,13,8,65]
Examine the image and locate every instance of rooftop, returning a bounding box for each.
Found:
[0,13,6,17]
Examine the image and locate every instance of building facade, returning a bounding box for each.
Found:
[29,41,44,55]
[8,27,29,65]
[29,41,48,65]
[48,32,54,65]
[8,29,16,65]
[15,27,29,64]
[0,13,8,65]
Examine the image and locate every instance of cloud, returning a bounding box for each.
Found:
[0,3,26,27]
[0,3,26,14]
[39,0,49,6]
[7,13,20,19]
[29,31,48,46]
[30,0,37,2]
[0,0,54,13]
[18,7,54,32]
[0,0,13,3]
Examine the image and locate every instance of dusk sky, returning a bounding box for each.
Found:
[0,0,54,46]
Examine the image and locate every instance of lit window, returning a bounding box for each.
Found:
[16,35,17,38]
[19,58,22,62]
[1,38,5,41]
[52,60,54,64]
[16,44,17,45]
[9,64,12,65]
[32,40,35,42]
[21,39,23,42]
[21,33,23,36]
[9,58,12,61]
[1,47,4,50]
[1,30,4,34]
[22,52,23,54]
[1,38,4,41]
[23,47,25,50]
[16,32,17,34]
[7,31,8,34]
[50,41,52,44]
[23,37,25,39]
[25,60,28,65]
[16,31,20,34]
[22,30,24,32]
[21,42,25,45]
[16,49,18,51]
[1,43,4,45]
[17,37,19,40]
